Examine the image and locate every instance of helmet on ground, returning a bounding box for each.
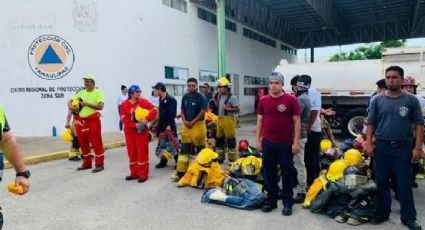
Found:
[217,77,230,87]
[327,159,349,182]
[62,128,73,142]
[344,149,363,165]
[222,178,248,196]
[241,156,262,176]
[343,165,368,188]
[238,139,249,152]
[196,148,219,165]
[320,139,333,153]
[402,75,418,86]
[134,107,149,122]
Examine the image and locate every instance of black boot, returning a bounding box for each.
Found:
[155,159,167,169]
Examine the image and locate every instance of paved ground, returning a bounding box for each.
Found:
[1,121,423,230]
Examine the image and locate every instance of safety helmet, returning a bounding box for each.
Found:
[71,99,80,111]
[238,139,249,152]
[196,148,219,165]
[241,156,262,176]
[320,139,333,153]
[222,178,248,196]
[326,159,349,182]
[343,165,368,188]
[134,107,149,122]
[402,75,418,86]
[62,128,73,142]
[343,149,363,165]
[217,77,230,87]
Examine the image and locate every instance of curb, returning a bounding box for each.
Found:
[4,141,126,169]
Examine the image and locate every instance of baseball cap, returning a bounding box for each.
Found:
[82,73,96,81]
[152,82,166,91]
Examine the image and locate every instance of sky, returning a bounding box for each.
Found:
[297,37,425,62]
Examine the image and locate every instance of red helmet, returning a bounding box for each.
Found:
[402,75,418,86]
[238,140,249,152]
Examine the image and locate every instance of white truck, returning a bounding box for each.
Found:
[275,47,425,137]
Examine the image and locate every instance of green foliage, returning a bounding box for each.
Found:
[329,39,406,62]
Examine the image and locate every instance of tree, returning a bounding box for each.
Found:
[329,39,406,62]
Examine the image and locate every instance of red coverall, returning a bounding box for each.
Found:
[75,112,105,168]
[120,98,157,179]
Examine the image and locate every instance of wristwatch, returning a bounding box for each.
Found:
[16,170,31,179]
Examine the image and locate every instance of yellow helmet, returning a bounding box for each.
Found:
[71,99,80,110]
[217,77,230,87]
[343,148,363,165]
[134,107,149,122]
[62,128,73,142]
[241,156,262,176]
[326,159,348,182]
[320,139,333,153]
[196,148,219,165]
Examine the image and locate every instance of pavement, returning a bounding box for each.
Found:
[9,114,257,168]
[0,121,424,230]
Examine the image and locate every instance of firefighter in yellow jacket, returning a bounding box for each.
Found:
[173,78,208,181]
[215,78,240,163]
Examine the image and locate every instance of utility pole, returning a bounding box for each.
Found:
[216,0,226,79]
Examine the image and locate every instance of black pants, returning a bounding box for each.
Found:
[262,140,294,207]
[305,131,321,187]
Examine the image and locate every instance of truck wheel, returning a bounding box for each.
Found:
[341,108,366,138]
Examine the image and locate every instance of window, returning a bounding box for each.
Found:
[244,88,256,96]
[281,44,297,55]
[199,70,218,82]
[165,84,186,97]
[197,8,237,32]
[243,28,276,48]
[244,76,268,85]
[165,66,189,80]
[163,0,187,13]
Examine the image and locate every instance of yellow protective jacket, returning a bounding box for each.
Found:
[178,161,228,188]
[303,171,328,208]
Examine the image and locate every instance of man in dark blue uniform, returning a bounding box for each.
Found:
[366,66,424,230]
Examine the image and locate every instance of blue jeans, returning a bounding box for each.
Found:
[262,139,294,207]
[374,139,417,222]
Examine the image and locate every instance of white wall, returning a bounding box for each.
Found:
[0,0,295,136]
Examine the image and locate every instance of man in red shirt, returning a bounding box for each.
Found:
[256,72,301,216]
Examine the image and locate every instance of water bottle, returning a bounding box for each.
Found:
[52,126,57,137]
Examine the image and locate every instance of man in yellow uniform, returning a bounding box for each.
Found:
[68,74,106,173]
[173,78,207,180]
[0,105,31,228]
[216,77,240,163]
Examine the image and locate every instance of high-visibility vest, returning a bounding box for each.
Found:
[0,106,6,139]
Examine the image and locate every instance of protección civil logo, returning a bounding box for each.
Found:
[28,35,75,80]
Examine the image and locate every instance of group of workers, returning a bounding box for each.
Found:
[13,64,420,230]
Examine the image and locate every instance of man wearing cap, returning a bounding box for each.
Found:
[173,78,207,181]
[152,82,178,169]
[69,74,106,173]
[256,72,301,216]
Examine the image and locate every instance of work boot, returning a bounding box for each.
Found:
[293,193,306,204]
[92,166,104,173]
[370,215,389,225]
[125,176,137,181]
[155,159,167,169]
[138,178,148,183]
[170,172,184,182]
[282,206,292,216]
[261,203,277,213]
[347,217,362,226]
[69,156,81,161]
[76,165,91,171]
[402,221,422,230]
